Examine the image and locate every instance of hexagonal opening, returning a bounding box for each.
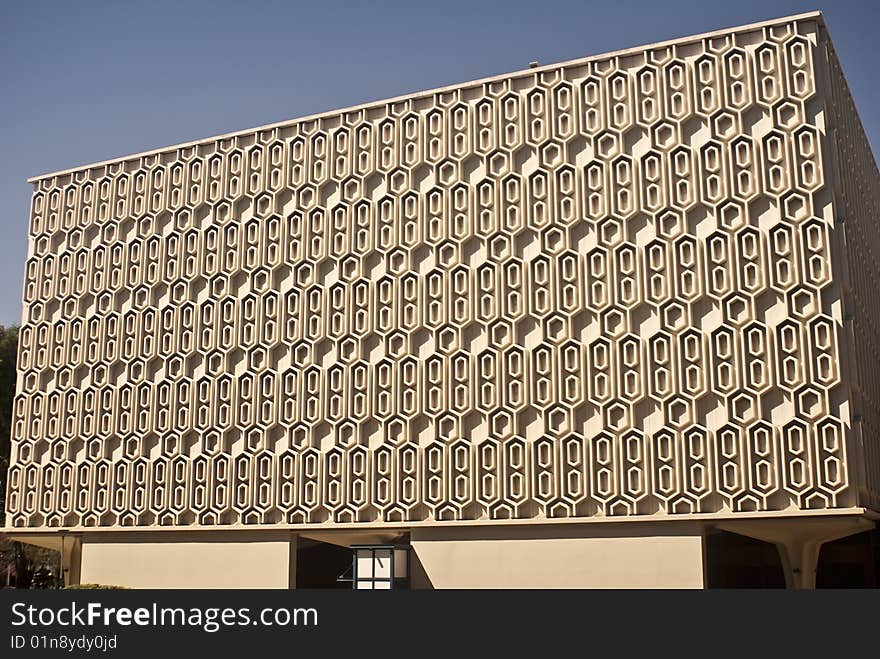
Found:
[91,364,108,385]
[335,422,357,447]
[389,170,408,192]
[100,291,116,312]
[340,256,360,281]
[491,410,513,438]
[339,337,358,362]
[488,153,509,177]
[387,248,408,274]
[652,121,676,148]
[602,308,625,336]
[293,343,311,366]
[798,388,823,419]
[438,414,457,440]
[298,186,316,209]
[790,288,816,319]
[437,163,457,185]
[62,299,77,318]
[212,202,231,224]
[437,243,458,268]
[597,132,619,158]
[490,320,512,348]
[546,407,570,435]
[86,438,103,460]
[162,434,179,455]
[125,437,141,457]
[662,302,687,330]
[386,419,406,444]
[207,353,224,374]
[783,193,808,222]
[249,348,267,371]
[255,194,273,217]
[667,403,691,433]
[713,111,737,139]
[606,403,628,430]
[295,264,314,286]
[343,178,361,201]
[170,282,188,303]
[658,210,684,237]
[137,216,155,237]
[386,332,407,357]
[541,142,562,166]
[719,202,745,230]
[252,270,269,292]
[725,295,750,325]
[542,227,565,253]
[288,425,309,448]
[210,275,229,297]
[437,327,459,353]
[775,101,800,129]
[599,218,623,246]
[56,368,72,389]
[731,393,756,423]
[545,315,567,342]
[127,360,145,382]
[489,235,512,260]
[167,356,183,378]
[246,428,264,451]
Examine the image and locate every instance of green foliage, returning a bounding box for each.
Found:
[0,535,61,588]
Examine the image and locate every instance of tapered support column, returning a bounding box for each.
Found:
[59,534,82,587]
[774,537,822,589]
[716,516,874,589]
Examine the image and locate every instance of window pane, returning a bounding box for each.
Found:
[374,552,391,578]
[356,552,374,579]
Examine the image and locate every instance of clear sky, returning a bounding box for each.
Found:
[1,0,878,326]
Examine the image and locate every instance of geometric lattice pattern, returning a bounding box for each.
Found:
[6,14,878,529]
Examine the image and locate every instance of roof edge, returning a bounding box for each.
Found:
[27,10,824,184]
[0,504,870,538]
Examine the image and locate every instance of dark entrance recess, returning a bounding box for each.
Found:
[706,527,880,588]
[295,539,352,589]
[816,529,880,588]
[705,530,786,588]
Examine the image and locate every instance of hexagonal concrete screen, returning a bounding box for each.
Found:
[4,12,879,588]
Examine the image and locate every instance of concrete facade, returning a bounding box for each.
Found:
[4,12,879,587]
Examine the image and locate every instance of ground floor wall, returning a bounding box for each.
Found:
[75,524,707,589]
[5,512,876,588]
[79,531,297,589]
[409,523,706,588]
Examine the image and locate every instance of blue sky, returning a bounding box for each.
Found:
[1,0,878,326]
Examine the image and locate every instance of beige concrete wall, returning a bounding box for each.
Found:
[79,532,296,589]
[411,524,705,588]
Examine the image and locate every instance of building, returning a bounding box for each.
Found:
[4,11,880,588]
